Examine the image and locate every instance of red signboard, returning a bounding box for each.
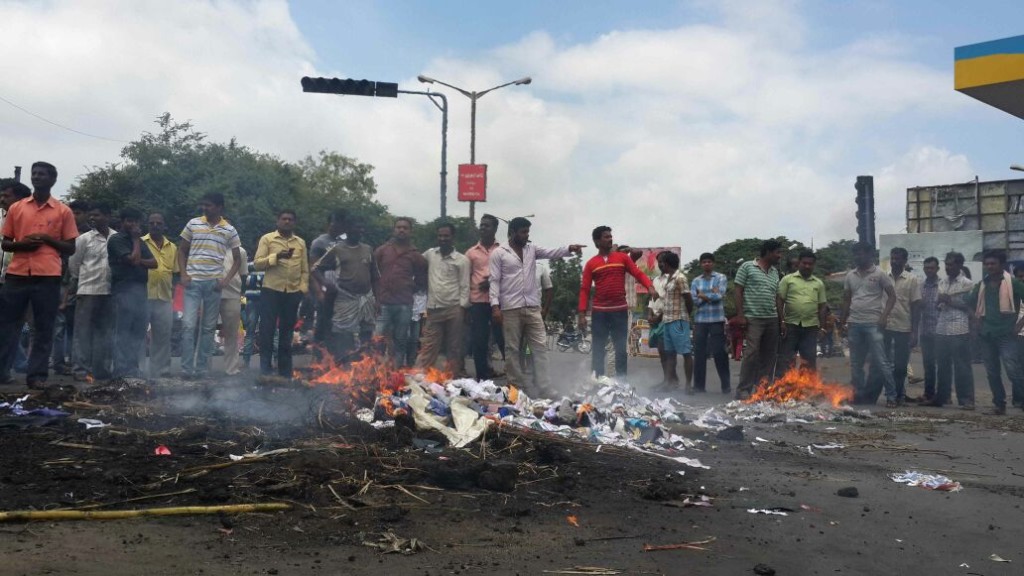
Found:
[458,164,487,202]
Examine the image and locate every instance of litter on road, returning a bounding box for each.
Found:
[890,470,962,492]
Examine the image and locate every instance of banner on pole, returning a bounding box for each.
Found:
[458,164,487,202]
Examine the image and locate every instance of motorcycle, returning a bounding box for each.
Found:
[556,326,592,354]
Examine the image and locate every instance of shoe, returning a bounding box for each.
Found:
[652,381,679,394]
[960,404,975,411]
[692,388,707,393]
[984,406,1006,415]
[885,400,898,408]
[922,399,945,407]
[734,390,751,401]
[721,387,732,395]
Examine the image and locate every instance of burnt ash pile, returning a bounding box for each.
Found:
[0,375,706,542]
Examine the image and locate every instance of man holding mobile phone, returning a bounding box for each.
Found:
[253,210,309,378]
[466,214,504,380]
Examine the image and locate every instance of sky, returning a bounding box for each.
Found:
[2,0,1023,258]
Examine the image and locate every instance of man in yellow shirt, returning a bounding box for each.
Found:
[143,213,178,378]
[777,250,827,371]
[253,210,309,377]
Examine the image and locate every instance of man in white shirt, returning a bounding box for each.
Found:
[415,222,470,372]
[489,217,583,396]
[69,203,115,381]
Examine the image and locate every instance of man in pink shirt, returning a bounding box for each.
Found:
[466,214,504,380]
[0,162,78,388]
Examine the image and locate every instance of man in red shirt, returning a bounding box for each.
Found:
[578,226,655,379]
[373,217,427,366]
[0,162,78,388]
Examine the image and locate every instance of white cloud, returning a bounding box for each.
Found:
[0,0,976,261]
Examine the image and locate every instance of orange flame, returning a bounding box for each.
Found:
[747,367,853,408]
[306,339,452,410]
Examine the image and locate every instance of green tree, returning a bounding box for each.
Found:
[294,150,391,247]
[814,239,856,277]
[69,115,389,256]
[549,256,583,327]
[410,216,478,253]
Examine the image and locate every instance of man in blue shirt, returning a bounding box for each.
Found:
[690,252,730,393]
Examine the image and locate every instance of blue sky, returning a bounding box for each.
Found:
[3,0,1023,253]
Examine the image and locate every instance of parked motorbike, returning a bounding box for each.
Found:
[556,326,592,354]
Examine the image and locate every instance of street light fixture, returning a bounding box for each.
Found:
[1010,164,1024,172]
[417,74,533,222]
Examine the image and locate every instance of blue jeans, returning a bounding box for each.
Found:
[376,304,413,366]
[181,279,222,376]
[980,333,1024,408]
[591,310,629,377]
[848,323,896,403]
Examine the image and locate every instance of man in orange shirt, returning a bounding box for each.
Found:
[0,162,78,388]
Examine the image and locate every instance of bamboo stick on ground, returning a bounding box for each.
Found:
[0,503,290,522]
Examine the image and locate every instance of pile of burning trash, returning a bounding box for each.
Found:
[302,348,866,470]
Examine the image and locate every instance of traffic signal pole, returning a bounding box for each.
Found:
[301,77,449,219]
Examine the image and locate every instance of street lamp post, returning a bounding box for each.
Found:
[417,74,532,223]
[398,89,448,218]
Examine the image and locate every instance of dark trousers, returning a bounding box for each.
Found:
[781,324,819,371]
[935,334,974,405]
[920,333,938,399]
[738,317,781,394]
[0,276,60,385]
[980,333,1024,408]
[112,283,148,378]
[314,292,336,343]
[693,321,730,391]
[882,329,911,399]
[591,310,628,377]
[259,288,303,376]
[470,302,504,380]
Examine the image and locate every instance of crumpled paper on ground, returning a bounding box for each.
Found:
[406,383,491,448]
[692,401,870,432]
[889,470,962,492]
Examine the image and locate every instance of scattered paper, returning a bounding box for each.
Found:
[747,508,788,516]
[78,418,110,429]
[990,554,1011,563]
[890,470,962,492]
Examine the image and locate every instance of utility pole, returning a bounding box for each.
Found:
[301,76,449,219]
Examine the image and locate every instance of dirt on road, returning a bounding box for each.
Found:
[2,370,1024,576]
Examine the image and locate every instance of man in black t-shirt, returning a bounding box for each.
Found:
[107,208,156,379]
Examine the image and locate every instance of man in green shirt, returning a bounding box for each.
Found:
[777,250,826,371]
[966,250,1024,415]
[732,239,783,399]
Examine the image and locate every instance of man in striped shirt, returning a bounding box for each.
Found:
[732,239,783,399]
[578,226,654,379]
[176,192,242,378]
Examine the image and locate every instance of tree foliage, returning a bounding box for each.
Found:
[679,236,858,316]
[69,114,389,253]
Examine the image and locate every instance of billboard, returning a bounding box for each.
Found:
[458,164,487,202]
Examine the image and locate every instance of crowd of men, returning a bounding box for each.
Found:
[1,162,1023,413]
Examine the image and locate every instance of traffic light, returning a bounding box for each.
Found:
[855,175,875,247]
[375,82,398,98]
[301,77,397,98]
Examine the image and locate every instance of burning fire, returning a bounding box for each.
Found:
[306,340,452,413]
[747,367,853,407]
